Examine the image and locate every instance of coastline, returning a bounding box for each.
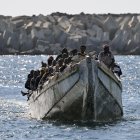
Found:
[0,13,140,55]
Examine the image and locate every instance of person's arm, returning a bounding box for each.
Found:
[111,53,115,63]
[98,52,102,61]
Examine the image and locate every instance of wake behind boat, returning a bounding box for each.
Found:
[26,55,123,121]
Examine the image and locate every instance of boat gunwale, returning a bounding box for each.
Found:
[97,61,122,89]
[29,65,79,102]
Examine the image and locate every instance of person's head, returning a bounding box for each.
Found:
[30,70,34,76]
[47,56,54,66]
[33,71,37,76]
[41,61,47,68]
[52,60,56,66]
[67,56,72,64]
[103,44,110,53]
[33,70,40,78]
[62,53,68,59]
[62,48,68,54]
[36,70,40,76]
[58,58,63,67]
[48,67,54,74]
[80,45,86,53]
[64,58,69,65]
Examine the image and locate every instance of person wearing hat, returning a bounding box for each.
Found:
[98,44,115,68]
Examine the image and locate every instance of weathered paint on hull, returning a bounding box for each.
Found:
[28,57,123,122]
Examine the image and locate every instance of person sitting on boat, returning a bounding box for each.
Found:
[58,58,64,72]
[54,58,64,72]
[47,56,54,66]
[69,49,78,56]
[21,70,35,96]
[25,70,34,90]
[55,48,69,61]
[39,68,49,85]
[111,63,122,78]
[59,58,68,72]
[67,56,72,64]
[78,45,87,56]
[71,45,87,62]
[48,66,54,76]
[30,70,40,90]
[62,48,69,56]
[62,53,68,61]
[98,44,115,68]
[52,60,56,66]
[63,57,72,72]
[35,69,46,89]
[41,61,47,68]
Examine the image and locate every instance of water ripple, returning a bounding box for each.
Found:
[0,55,139,140]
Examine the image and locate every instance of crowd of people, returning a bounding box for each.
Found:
[21,45,87,96]
[21,44,122,96]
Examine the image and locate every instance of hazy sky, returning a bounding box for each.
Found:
[0,0,140,16]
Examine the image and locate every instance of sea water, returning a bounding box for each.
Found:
[0,55,140,140]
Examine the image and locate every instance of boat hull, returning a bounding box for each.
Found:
[28,56,123,122]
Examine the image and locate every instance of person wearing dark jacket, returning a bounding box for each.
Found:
[21,70,34,96]
[25,70,34,90]
[30,70,40,90]
[47,56,54,66]
[35,69,45,89]
[112,63,122,77]
[78,45,87,56]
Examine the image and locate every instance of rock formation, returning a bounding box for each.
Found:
[0,13,140,55]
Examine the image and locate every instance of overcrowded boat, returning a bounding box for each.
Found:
[22,45,123,122]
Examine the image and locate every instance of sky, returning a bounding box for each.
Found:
[0,0,140,17]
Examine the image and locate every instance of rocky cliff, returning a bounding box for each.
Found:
[0,13,140,55]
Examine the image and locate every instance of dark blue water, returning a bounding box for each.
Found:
[0,55,140,140]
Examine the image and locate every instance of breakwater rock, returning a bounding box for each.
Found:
[0,13,140,55]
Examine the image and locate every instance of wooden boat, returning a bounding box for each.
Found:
[28,56,123,122]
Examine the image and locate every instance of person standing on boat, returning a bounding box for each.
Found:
[98,44,115,68]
